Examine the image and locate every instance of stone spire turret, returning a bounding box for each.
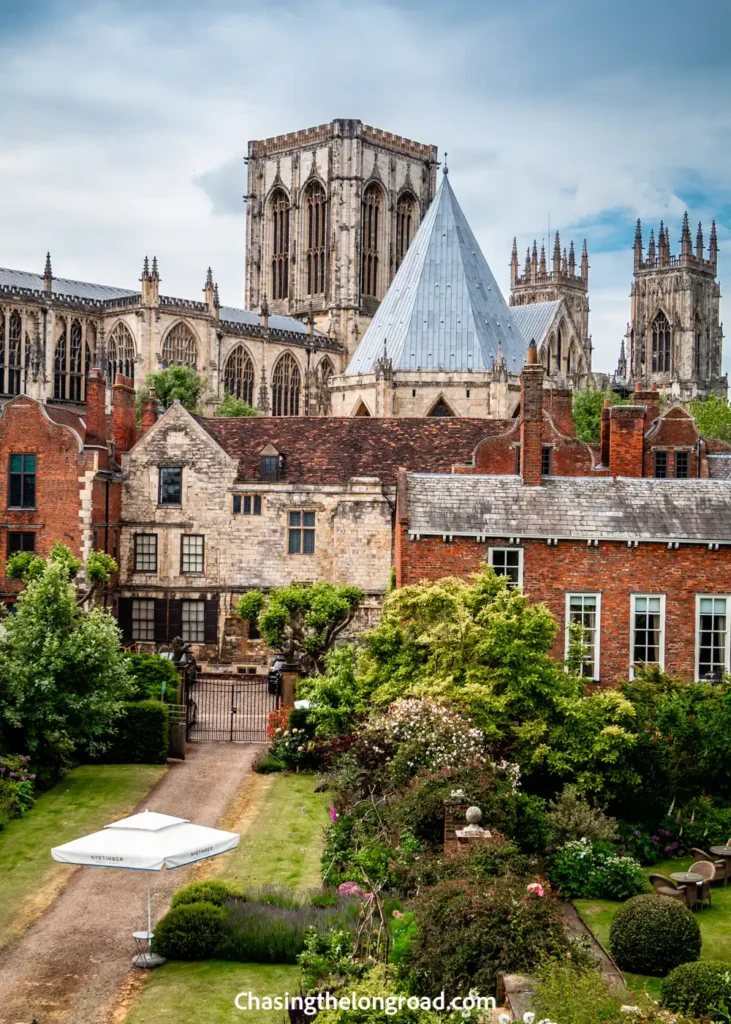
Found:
[709,220,718,271]
[510,237,519,286]
[43,252,53,297]
[681,210,692,258]
[634,219,643,269]
[696,222,704,260]
[581,239,589,284]
[552,231,561,275]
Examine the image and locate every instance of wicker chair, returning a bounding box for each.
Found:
[690,847,728,884]
[690,860,713,908]
[649,873,690,907]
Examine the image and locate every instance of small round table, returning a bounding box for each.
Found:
[709,847,731,885]
[670,872,704,909]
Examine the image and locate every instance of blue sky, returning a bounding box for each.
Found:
[0,0,729,374]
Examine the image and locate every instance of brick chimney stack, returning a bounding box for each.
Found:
[141,388,159,435]
[85,367,107,445]
[112,374,137,454]
[632,380,661,431]
[600,399,611,468]
[520,340,544,486]
[609,404,645,477]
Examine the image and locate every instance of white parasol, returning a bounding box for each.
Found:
[51,810,239,965]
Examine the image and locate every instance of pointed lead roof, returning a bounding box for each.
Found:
[345,172,524,375]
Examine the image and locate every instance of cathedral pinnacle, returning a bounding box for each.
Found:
[205,266,214,287]
[539,244,546,276]
[142,255,150,280]
[44,251,52,278]
[151,256,159,279]
[681,211,692,256]
[696,222,704,258]
[213,282,220,308]
[648,228,656,262]
[43,252,53,296]
[568,240,575,274]
[552,232,561,273]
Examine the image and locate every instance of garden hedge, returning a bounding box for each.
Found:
[608,893,701,975]
[661,960,731,1016]
[171,880,246,909]
[151,902,226,959]
[103,700,169,764]
[125,652,180,704]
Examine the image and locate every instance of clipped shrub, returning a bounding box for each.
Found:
[546,839,646,900]
[661,960,731,1017]
[103,700,169,764]
[253,751,285,774]
[170,879,246,909]
[546,785,618,847]
[609,894,701,975]
[125,652,180,703]
[151,902,227,960]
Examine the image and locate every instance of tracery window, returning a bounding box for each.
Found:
[162,322,197,368]
[556,324,565,371]
[651,311,671,373]
[361,184,383,298]
[304,183,327,296]
[54,318,89,401]
[270,188,290,301]
[271,353,301,417]
[395,192,416,270]
[107,322,136,384]
[223,346,255,404]
[0,310,23,395]
[85,322,96,379]
[315,356,334,414]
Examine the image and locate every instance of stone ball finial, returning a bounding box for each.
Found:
[465,806,482,825]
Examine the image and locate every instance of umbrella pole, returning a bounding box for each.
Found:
[147,873,152,937]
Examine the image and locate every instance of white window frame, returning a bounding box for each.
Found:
[132,598,155,642]
[488,547,524,588]
[695,594,731,682]
[629,594,666,678]
[564,592,602,681]
[182,599,205,643]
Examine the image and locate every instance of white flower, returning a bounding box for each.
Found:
[498,1015,511,1024]
[523,1013,535,1024]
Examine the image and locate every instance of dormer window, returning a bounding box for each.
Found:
[259,444,282,481]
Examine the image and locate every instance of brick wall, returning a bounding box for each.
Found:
[397,527,731,683]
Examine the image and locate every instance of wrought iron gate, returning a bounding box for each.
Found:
[186,676,279,742]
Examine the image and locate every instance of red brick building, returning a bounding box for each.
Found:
[395,346,731,684]
[0,371,136,602]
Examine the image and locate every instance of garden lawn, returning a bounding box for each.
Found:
[0,763,165,949]
[125,773,329,1023]
[575,857,731,1001]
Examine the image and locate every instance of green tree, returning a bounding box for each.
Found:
[236,582,364,675]
[139,366,208,413]
[687,394,731,442]
[214,392,259,417]
[7,541,117,606]
[0,555,132,773]
[572,389,630,443]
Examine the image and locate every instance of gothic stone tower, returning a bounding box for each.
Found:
[245,119,438,364]
[629,215,723,397]
[509,232,591,374]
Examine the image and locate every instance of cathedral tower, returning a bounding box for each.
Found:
[245,119,438,363]
[628,215,723,397]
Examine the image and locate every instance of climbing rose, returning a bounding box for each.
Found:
[527,882,545,897]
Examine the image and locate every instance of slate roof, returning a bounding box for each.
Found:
[405,474,731,543]
[510,300,562,348]
[0,267,137,302]
[345,171,525,376]
[219,306,324,336]
[707,454,731,480]
[195,416,510,485]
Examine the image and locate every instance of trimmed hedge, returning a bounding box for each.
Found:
[171,880,246,909]
[151,902,226,960]
[104,701,169,764]
[609,894,701,976]
[661,960,731,1016]
[125,652,180,704]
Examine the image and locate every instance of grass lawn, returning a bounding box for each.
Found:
[0,763,165,949]
[575,856,731,1001]
[125,773,329,1023]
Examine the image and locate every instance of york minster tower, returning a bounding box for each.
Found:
[245,119,438,365]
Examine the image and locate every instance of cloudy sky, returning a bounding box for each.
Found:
[0,0,729,374]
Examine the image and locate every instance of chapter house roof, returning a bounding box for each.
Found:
[345,171,526,376]
[405,474,731,544]
[510,300,563,350]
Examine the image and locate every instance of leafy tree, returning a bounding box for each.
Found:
[236,583,364,675]
[687,394,731,442]
[139,366,208,413]
[8,541,117,606]
[297,646,365,735]
[0,555,132,773]
[572,389,631,443]
[214,392,259,417]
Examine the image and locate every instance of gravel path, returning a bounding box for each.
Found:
[0,743,258,1024]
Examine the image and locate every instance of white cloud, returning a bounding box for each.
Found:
[0,0,728,374]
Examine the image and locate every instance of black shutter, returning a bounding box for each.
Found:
[117,598,133,646]
[154,599,168,644]
[204,597,219,644]
[168,599,182,642]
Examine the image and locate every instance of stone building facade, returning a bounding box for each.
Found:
[621,216,724,399]
[245,119,439,364]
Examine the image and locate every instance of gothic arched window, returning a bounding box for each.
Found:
[162,322,197,368]
[304,183,327,296]
[107,321,136,384]
[651,311,671,373]
[395,192,416,270]
[0,310,23,395]
[271,353,301,416]
[428,397,454,417]
[270,188,290,301]
[223,346,255,404]
[361,183,383,298]
[69,319,83,401]
[557,324,565,371]
[54,319,88,401]
[315,356,334,414]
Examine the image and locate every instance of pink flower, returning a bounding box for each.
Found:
[329,806,338,823]
[527,883,545,897]
[338,881,366,897]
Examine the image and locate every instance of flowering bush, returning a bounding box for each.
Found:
[361,698,485,784]
[267,705,291,739]
[0,754,35,829]
[546,839,647,900]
